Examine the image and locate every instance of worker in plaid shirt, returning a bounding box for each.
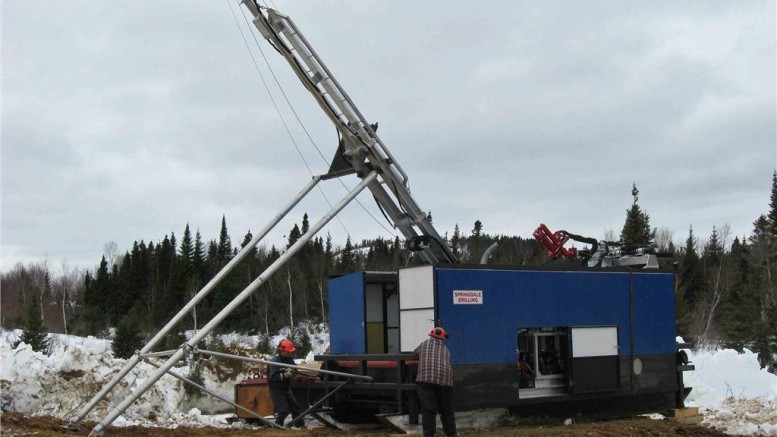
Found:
[414,327,458,437]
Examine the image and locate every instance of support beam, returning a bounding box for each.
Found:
[68,176,320,427]
[287,380,353,428]
[88,172,378,437]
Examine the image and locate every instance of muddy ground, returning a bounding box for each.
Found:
[0,412,742,437]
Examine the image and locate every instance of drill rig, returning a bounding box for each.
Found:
[70,4,691,434]
[236,5,691,426]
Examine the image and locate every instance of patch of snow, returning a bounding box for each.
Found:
[678,337,777,436]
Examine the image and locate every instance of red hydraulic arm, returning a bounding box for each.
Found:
[533,224,578,261]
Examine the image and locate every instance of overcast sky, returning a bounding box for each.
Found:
[3,1,775,273]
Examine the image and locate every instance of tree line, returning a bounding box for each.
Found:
[2,176,776,368]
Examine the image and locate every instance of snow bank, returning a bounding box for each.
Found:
[685,347,776,405]
[683,344,777,436]
[0,327,329,428]
[1,330,189,425]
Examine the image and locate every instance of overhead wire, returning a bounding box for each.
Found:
[226,0,312,176]
[226,0,351,239]
[241,1,396,236]
[228,0,396,237]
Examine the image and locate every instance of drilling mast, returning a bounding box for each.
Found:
[244,2,456,265]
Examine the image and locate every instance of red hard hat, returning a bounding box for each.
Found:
[279,339,296,353]
[429,327,449,340]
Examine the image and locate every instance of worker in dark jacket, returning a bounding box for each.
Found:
[414,327,458,437]
[268,339,303,427]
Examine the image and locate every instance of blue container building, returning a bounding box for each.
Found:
[315,263,692,419]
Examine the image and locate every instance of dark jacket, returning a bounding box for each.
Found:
[268,354,296,390]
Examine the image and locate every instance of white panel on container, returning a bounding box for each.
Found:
[399,266,434,309]
[400,309,434,352]
[365,284,383,322]
[571,326,618,357]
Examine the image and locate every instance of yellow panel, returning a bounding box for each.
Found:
[366,322,385,354]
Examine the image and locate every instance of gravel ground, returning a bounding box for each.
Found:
[0,412,743,437]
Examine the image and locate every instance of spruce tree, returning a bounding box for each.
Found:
[768,171,777,239]
[179,224,194,277]
[112,315,145,359]
[620,183,653,245]
[301,213,310,235]
[678,226,704,306]
[391,236,403,267]
[154,234,178,325]
[18,293,49,353]
[206,240,219,271]
[451,224,461,257]
[703,226,724,265]
[217,215,232,266]
[79,271,105,335]
[340,236,356,272]
[287,224,301,249]
[113,253,133,324]
[157,234,176,290]
[193,230,208,283]
[325,233,334,274]
[231,230,259,331]
[94,256,112,321]
[184,359,206,401]
[256,334,273,355]
[125,241,150,324]
[175,224,199,330]
[291,327,312,357]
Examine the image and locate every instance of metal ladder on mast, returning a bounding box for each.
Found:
[70,3,455,435]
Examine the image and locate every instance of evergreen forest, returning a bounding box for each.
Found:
[2,175,776,369]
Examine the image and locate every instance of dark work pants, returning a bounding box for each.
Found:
[269,386,303,427]
[417,382,457,437]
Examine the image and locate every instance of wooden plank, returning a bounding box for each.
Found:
[674,407,699,418]
[310,411,344,430]
[674,415,703,424]
[376,413,423,435]
[672,407,701,424]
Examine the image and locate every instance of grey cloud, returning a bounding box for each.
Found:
[2,0,774,271]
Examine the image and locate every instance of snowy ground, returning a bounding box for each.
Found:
[1,330,775,436]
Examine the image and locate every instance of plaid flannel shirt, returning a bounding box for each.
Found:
[414,337,453,387]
